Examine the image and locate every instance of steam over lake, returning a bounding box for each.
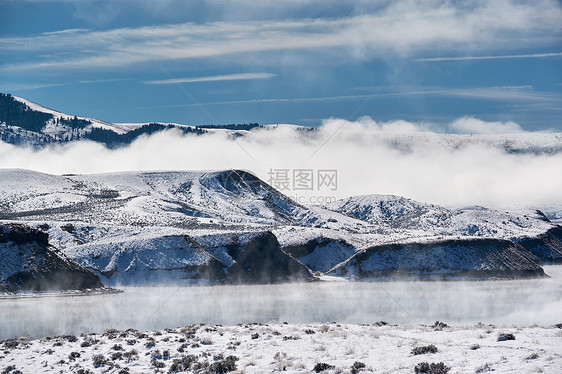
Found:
[2,266,561,340]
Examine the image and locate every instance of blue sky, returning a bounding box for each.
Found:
[1,0,561,130]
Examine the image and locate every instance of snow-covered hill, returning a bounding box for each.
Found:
[325,194,555,241]
[0,169,334,227]
[0,93,271,147]
[1,168,561,285]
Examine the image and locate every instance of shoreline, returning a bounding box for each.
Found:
[0,287,122,300]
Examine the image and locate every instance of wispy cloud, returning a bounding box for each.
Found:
[427,86,562,103]
[144,73,276,85]
[1,0,561,71]
[131,94,370,110]
[77,78,131,84]
[129,86,562,110]
[416,52,562,62]
[0,82,68,91]
[41,28,90,36]
[0,78,131,92]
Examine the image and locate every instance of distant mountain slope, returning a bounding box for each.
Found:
[0,93,203,147]
[0,223,103,292]
[2,93,562,154]
[0,93,277,148]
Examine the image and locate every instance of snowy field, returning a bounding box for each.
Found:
[1,322,561,373]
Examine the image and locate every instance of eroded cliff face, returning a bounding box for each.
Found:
[330,238,546,280]
[0,224,103,292]
[516,226,562,264]
[218,231,313,284]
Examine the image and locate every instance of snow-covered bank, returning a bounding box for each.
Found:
[0,287,122,300]
[1,322,561,373]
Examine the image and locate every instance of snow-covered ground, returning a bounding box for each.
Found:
[1,322,561,373]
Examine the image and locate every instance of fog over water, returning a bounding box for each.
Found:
[1,266,561,340]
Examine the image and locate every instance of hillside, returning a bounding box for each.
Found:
[62,228,312,286]
[0,168,341,227]
[325,195,562,263]
[1,169,561,285]
[0,93,204,147]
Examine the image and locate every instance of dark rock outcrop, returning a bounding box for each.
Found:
[329,238,546,280]
[218,232,314,284]
[0,224,104,292]
[516,226,562,263]
[283,238,356,273]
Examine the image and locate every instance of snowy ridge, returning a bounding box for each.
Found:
[359,131,562,155]
[325,194,554,240]
[4,94,264,145]
[0,169,364,229]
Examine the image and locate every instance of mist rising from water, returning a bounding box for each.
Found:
[2,266,561,340]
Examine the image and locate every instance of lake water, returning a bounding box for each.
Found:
[1,266,561,340]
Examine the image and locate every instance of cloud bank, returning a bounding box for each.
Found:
[449,117,524,134]
[1,117,561,214]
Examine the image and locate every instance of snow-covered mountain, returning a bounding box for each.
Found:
[1,168,561,286]
[0,93,210,147]
[0,93,289,148]
[0,93,126,144]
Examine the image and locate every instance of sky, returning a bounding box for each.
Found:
[1,0,561,130]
